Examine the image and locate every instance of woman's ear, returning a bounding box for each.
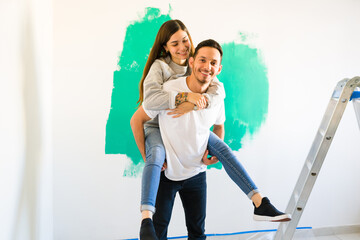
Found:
[163,45,168,53]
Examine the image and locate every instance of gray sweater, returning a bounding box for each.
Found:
[143,56,225,128]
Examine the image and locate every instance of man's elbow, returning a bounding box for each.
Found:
[213,124,225,140]
[213,124,224,131]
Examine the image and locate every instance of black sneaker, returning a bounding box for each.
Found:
[139,218,159,240]
[253,197,291,222]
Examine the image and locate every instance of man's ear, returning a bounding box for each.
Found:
[188,56,195,69]
[216,64,222,75]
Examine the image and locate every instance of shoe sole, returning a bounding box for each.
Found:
[253,214,291,222]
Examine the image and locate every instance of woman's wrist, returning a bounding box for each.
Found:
[175,92,188,107]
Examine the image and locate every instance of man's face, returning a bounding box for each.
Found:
[189,47,222,85]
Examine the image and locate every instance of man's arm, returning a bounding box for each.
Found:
[202,124,225,165]
[212,124,225,140]
[130,106,151,161]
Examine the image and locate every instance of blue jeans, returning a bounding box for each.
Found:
[140,127,259,213]
[141,126,166,213]
[207,132,259,199]
[153,171,207,240]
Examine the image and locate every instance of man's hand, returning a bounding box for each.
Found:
[201,150,219,165]
[167,102,194,118]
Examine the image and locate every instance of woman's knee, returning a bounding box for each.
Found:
[146,145,166,165]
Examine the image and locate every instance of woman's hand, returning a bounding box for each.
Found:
[161,161,167,171]
[201,150,219,165]
[187,92,207,109]
[167,102,194,118]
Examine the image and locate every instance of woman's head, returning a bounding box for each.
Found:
[159,20,194,65]
[138,20,194,105]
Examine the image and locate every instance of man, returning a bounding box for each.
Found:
[131,39,290,240]
[132,39,223,240]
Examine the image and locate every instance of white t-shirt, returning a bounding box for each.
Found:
[144,77,225,181]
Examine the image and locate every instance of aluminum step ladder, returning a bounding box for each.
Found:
[274,76,360,240]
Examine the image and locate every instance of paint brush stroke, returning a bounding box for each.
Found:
[105,8,171,176]
[208,42,268,169]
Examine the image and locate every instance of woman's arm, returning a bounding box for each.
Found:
[143,61,179,111]
[171,76,225,115]
[175,92,207,109]
[143,60,209,111]
[167,77,225,117]
[143,61,225,116]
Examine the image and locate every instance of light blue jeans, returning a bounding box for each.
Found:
[141,126,259,213]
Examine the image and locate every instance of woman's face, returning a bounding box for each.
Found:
[164,30,190,66]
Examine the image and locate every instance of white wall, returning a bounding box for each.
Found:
[1,0,52,239]
[1,0,355,239]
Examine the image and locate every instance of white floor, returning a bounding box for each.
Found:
[206,225,360,240]
[122,225,360,240]
[208,233,360,240]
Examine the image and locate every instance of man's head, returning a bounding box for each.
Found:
[193,39,223,60]
[189,39,223,86]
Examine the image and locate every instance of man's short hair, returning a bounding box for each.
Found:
[193,39,223,60]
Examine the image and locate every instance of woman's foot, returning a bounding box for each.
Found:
[139,218,158,240]
[253,197,291,222]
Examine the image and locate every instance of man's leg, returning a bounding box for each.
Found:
[179,172,207,240]
[153,172,181,240]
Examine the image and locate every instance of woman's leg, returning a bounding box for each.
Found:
[141,126,166,214]
[139,127,166,240]
[207,131,259,199]
[207,131,291,222]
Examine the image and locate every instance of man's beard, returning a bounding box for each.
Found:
[195,69,212,85]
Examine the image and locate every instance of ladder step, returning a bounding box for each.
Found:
[350,90,360,101]
[352,91,360,129]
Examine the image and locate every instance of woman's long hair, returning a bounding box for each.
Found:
[137,19,194,105]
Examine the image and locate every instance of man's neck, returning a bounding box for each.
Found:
[186,76,210,93]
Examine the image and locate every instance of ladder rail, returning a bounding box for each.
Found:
[274,77,360,240]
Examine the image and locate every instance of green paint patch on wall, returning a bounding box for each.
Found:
[208,43,269,169]
[105,8,171,176]
[105,7,268,175]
